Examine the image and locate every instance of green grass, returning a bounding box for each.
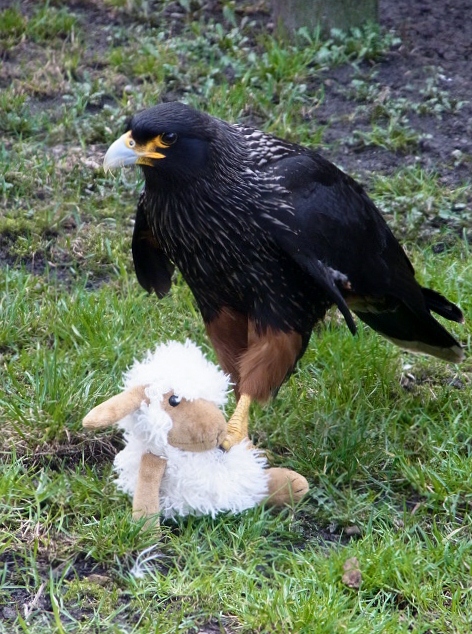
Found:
[1,1,471,632]
[371,166,471,239]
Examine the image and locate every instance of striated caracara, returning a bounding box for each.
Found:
[103,102,464,449]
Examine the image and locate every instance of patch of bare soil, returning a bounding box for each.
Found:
[7,0,471,192]
[0,551,120,626]
[317,0,472,193]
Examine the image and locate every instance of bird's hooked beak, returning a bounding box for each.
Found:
[103,131,165,172]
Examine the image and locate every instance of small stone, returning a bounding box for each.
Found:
[61,216,77,230]
[3,607,17,619]
[345,525,362,537]
[86,574,111,586]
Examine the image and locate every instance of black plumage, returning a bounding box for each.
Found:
[104,102,464,413]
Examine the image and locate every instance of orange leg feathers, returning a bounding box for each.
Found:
[206,309,302,449]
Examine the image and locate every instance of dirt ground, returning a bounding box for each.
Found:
[2,0,471,197]
[3,0,471,193]
[1,2,470,630]
[316,0,472,189]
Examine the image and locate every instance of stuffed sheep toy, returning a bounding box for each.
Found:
[83,340,308,521]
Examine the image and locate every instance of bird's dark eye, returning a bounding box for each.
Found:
[160,132,178,146]
[168,394,181,407]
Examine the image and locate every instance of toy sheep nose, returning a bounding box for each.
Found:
[162,396,227,452]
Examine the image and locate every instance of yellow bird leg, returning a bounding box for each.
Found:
[221,394,252,451]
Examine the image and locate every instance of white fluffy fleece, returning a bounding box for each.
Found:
[113,340,270,519]
[123,339,229,404]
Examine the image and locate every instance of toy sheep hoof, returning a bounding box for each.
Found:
[265,468,309,507]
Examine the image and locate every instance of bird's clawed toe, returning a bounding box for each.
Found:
[220,429,247,452]
[220,393,252,451]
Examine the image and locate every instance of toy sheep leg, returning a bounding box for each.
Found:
[132,453,167,525]
[265,467,309,507]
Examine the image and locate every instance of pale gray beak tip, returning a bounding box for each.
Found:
[103,134,138,172]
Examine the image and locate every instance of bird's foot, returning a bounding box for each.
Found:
[221,394,252,451]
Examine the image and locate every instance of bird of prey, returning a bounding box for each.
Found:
[103,102,464,449]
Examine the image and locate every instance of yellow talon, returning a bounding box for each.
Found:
[221,394,252,451]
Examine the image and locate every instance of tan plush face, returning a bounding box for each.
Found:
[161,391,227,451]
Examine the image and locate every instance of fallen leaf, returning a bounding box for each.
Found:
[342,556,362,589]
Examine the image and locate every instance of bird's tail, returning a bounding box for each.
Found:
[353,287,464,363]
[420,287,463,323]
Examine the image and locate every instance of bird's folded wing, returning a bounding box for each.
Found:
[272,154,405,292]
[132,193,175,297]
[275,230,357,335]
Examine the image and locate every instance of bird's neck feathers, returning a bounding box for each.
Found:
[144,141,248,219]
[141,124,298,259]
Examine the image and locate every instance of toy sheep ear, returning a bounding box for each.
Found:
[83,385,148,429]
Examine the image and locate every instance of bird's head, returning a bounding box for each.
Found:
[104,102,237,185]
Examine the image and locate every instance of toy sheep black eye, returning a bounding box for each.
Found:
[168,394,181,407]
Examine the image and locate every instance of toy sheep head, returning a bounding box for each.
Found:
[84,385,227,452]
[83,340,308,523]
[84,339,230,453]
